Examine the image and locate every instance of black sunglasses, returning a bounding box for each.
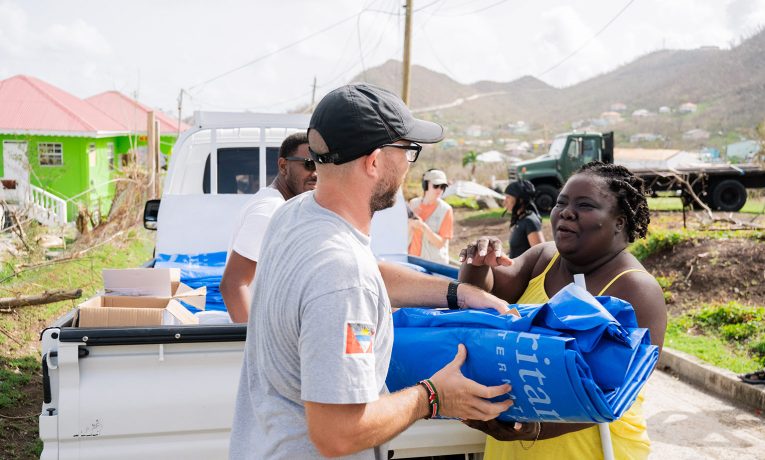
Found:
[284,156,316,171]
[379,142,422,163]
[431,183,447,191]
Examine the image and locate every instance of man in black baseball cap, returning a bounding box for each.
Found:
[230,83,515,459]
[308,83,444,165]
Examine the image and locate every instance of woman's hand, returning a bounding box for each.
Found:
[458,236,513,267]
[463,419,540,441]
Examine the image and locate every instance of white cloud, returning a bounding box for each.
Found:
[727,0,765,40]
[1,0,764,115]
[531,6,610,86]
[42,19,111,56]
[0,1,31,56]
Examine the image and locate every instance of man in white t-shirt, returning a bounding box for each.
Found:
[220,132,316,323]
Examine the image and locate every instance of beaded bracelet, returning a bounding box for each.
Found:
[417,379,440,419]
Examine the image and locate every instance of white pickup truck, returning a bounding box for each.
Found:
[38,112,487,459]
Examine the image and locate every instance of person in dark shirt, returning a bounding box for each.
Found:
[504,180,545,258]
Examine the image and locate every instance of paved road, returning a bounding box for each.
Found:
[645,370,765,459]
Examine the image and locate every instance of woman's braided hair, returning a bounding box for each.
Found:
[576,161,650,242]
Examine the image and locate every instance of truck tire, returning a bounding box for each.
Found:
[535,184,560,214]
[711,180,747,212]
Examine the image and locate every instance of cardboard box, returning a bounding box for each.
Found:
[76,297,198,327]
[74,267,208,328]
[101,268,206,310]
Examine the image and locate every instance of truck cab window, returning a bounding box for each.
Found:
[203,147,279,194]
[567,139,581,159]
[582,138,598,163]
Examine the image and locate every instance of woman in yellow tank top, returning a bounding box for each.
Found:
[458,162,667,460]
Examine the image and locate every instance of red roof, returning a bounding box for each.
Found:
[0,75,127,134]
[86,91,190,134]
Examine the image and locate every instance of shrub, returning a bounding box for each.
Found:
[749,339,765,359]
[720,323,759,341]
[629,229,690,261]
[694,302,765,328]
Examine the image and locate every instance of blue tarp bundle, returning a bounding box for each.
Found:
[386,284,658,423]
[154,252,228,312]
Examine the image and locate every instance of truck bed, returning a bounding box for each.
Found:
[40,311,486,459]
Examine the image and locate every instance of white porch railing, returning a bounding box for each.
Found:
[27,185,67,227]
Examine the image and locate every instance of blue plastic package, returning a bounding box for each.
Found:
[386,284,659,423]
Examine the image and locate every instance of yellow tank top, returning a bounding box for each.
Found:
[486,252,651,460]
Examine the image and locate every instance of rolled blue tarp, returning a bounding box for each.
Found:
[386,284,658,423]
[154,252,227,312]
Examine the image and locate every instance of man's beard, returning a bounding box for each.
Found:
[369,174,399,215]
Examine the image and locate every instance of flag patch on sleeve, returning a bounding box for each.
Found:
[344,322,375,354]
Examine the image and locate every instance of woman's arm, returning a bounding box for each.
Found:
[415,217,449,249]
[601,270,668,351]
[458,240,551,304]
[527,230,545,247]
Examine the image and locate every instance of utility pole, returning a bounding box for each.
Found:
[402,0,413,104]
[177,89,184,135]
[147,111,156,197]
[147,113,161,198]
[310,76,317,110]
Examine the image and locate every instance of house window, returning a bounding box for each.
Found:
[38,143,63,166]
[107,143,116,170]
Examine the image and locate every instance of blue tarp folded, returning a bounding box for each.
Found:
[151,253,448,313]
[386,284,658,423]
[154,252,227,312]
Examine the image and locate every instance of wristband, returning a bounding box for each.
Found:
[417,379,440,419]
[447,281,461,310]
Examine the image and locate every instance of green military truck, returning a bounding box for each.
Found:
[511,132,765,213]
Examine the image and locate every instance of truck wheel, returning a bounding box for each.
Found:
[711,180,747,212]
[535,184,559,214]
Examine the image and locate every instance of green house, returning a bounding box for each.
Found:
[0,75,188,225]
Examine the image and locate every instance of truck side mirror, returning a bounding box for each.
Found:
[143,199,161,230]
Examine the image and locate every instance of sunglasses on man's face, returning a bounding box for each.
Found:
[284,156,316,171]
[431,183,447,191]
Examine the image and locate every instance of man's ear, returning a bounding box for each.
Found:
[277,157,288,176]
[363,149,381,178]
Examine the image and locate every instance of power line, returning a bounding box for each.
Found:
[357,0,382,81]
[434,0,510,17]
[414,0,446,12]
[536,0,637,78]
[187,10,364,92]
[188,1,401,113]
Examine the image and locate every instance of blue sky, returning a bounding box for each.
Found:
[1,0,764,117]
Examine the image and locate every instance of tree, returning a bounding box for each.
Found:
[462,150,478,177]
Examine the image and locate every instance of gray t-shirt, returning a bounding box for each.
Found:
[229,192,393,460]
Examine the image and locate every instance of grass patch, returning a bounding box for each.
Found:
[647,196,765,214]
[444,195,480,209]
[463,208,507,221]
[0,356,39,409]
[667,302,765,372]
[665,318,761,373]
[0,228,155,354]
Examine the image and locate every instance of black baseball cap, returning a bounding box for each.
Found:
[308,83,444,165]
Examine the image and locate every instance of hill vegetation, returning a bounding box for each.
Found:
[351,28,765,151]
